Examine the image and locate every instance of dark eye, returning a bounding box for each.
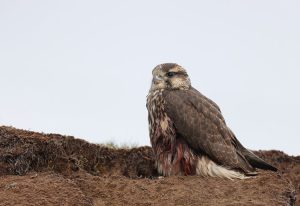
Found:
[166,72,176,77]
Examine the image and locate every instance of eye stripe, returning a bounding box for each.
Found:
[166,72,176,77]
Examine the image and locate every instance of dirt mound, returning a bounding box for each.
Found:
[0,126,156,178]
[0,126,298,205]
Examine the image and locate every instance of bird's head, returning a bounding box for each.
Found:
[150,63,191,91]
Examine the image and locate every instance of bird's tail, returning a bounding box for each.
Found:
[242,149,278,172]
[228,128,278,172]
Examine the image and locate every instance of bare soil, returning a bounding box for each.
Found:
[0,126,298,206]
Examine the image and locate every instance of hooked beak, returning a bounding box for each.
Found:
[152,75,163,85]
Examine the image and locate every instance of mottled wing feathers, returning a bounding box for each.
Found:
[163,88,255,173]
[188,88,224,121]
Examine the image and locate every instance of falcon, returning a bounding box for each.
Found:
[146,63,277,179]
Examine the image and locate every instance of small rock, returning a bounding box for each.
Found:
[5,182,17,190]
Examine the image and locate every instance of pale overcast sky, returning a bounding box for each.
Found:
[0,1,299,155]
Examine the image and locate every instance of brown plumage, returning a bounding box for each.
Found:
[146,63,277,179]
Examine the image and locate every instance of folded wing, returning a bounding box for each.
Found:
[163,88,256,173]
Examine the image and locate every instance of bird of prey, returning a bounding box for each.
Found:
[146,63,277,179]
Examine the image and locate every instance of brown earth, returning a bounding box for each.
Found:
[0,126,298,206]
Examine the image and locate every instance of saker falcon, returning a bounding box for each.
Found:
[146,63,277,179]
